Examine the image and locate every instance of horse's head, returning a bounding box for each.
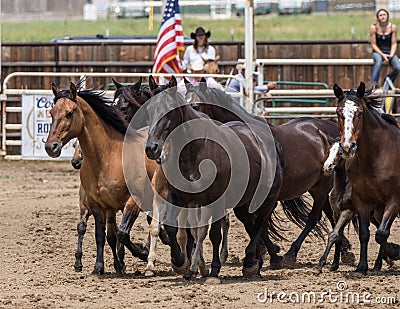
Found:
[204,60,219,74]
[145,79,186,160]
[184,77,207,111]
[45,82,84,158]
[71,140,83,169]
[322,142,342,175]
[334,82,365,158]
[112,77,150,121]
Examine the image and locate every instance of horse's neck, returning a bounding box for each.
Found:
[78,99,123,167]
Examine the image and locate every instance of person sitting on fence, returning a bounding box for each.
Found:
[177,60,223,95]
[182,27,216,72]
[226,63,277,96]
[370,8,400,86]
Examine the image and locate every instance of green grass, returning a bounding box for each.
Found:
[0,12,391,42]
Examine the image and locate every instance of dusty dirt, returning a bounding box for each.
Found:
[0,159,399,308]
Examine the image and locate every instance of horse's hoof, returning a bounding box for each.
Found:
[199,265,209,278]
[281,254,296,269]
[172,258,190,275]
[115,269,125,277]
[144,270,155,277]
[329,263,339,272]
[269,256,283,270]
[242,263,260,278]
[313,267,322,275]
[354,267,368,275]
[386,257,394,268]
[341,250,356,265]
[91,269,104,276]
[74,265,83,272]
[203,277,221,285]
[183,270,197,280]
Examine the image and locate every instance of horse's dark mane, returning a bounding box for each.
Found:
[78,89,129,134]
[54,79,129,135]
[192,85,267,124]
[344,86,399,128]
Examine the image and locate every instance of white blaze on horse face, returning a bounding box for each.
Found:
[323,142,340,173]
[342,100,358,146]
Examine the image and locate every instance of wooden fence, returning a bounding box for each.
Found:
[1,40,392,91]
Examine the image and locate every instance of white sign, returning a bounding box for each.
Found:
[21,94,75,160]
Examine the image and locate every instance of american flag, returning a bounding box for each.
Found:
[152,0,184,74]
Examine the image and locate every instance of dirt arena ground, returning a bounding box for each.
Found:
[0,160,399,308]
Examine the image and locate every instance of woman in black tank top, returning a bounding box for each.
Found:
[370,9,400,86]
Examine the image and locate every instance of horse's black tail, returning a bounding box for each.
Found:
[281,196,329,239]
[264,207,289,242]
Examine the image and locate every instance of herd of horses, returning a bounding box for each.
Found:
[44,74,400,284]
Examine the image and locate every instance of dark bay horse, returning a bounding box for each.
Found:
[184,81,354,268]
[45,80,156,275]
[319,82,400,274]
[114,76,230,277]
[144,85,284,282]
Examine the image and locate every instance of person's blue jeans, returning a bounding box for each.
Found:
[371,51,400,85]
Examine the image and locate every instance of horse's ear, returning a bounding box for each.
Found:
[69,82,77,100]
[357,82,365,98]
[149,75,158,91]
[333,83,344,99]
[112,77,123,89]
[199,78,207,92]
[132,76,142,91]
[183,77,192,92]
[169,75,178,88]
[51,82,60,97]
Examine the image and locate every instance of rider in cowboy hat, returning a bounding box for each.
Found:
[182,27,216,72]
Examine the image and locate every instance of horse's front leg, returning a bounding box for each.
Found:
[315,209,353,274]
[74,189,91,272]
[164,192,188,274]
[145,195,167,277]
[92,209,106,275]
[117,197,148,262]
[355,210,370,275]
[220,213,230,264]
[205,218,222,284]
[106,211,125,276]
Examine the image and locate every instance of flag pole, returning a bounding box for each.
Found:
[244,0,254,113]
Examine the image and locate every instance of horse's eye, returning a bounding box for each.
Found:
[66,111,73,119]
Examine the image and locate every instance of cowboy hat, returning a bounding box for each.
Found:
[190,27,211,39]
[191,60,205,71]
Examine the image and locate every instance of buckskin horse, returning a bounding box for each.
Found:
[318,82,400,274]
[183,80,355,268]
[144,84,284,283]
[45,80,155,275]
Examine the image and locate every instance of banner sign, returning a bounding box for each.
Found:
[21,94,75,160]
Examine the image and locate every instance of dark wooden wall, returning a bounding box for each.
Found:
[1,40,390,92]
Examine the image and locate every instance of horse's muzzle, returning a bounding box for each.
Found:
[339,141,357,158]
[71,157,83,169]
[45,141,62,158]
[145,142,161,160]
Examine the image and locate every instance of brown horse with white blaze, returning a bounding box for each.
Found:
[331,82,400,274]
